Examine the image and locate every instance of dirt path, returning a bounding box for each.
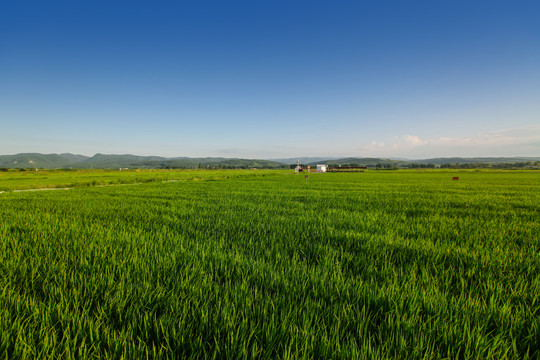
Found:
[0,178,185,195]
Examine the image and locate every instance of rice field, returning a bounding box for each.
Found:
[0,169,539,359]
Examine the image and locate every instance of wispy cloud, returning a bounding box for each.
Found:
[433,126,540,147]
[359,125,540,157]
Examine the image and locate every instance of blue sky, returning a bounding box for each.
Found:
[1,1,539,159]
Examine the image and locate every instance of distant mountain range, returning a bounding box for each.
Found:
[0,153,288,169]
[268,157,342,164]
[0,153,539,169]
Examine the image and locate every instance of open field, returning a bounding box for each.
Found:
[1,170,539,359]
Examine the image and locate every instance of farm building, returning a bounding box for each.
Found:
[316,164,328,172]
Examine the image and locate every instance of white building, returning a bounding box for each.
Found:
[316,164,328,172]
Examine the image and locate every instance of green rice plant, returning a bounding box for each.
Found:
[0,170,538,359]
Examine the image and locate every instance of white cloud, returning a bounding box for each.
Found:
[402,135,426,146]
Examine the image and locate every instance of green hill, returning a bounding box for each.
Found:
[0,153,88,169]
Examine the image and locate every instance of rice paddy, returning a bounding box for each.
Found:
[0,169,539,359]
